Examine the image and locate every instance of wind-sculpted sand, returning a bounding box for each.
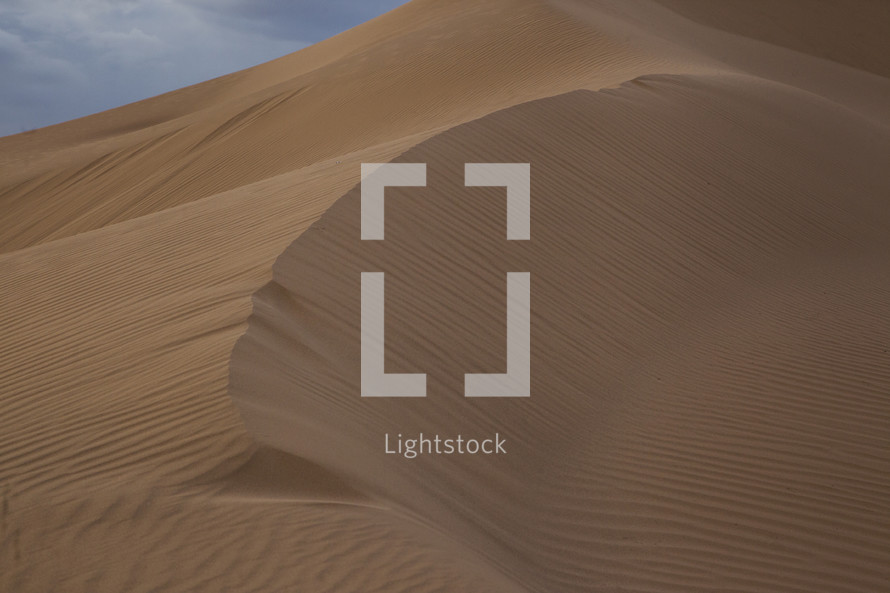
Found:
[1,1,888,591]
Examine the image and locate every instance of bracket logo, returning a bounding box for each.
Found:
[360,163,530,398]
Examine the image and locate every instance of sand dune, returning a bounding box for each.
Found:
[232,73,890,591]
[1,0,888,591]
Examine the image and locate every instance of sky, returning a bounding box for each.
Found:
[0,0,407,137]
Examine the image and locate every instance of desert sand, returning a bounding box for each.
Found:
[1,0,888,591]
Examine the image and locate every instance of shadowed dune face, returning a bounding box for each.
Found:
[231,75,890,591]
[653,0,890,79]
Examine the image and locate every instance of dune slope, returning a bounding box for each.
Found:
[0,0,674,253]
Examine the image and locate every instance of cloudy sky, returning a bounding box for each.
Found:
[0,0,406,137]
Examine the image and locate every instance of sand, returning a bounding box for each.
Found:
[1,0,888,591]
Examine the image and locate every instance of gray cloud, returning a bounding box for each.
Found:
[0,0,406,137]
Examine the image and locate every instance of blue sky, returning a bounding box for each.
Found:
[0,0,407,137]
